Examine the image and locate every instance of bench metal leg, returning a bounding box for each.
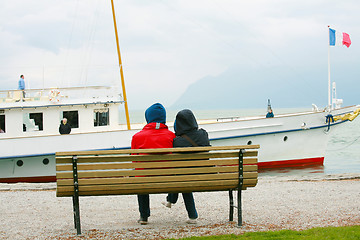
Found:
[229,190,234,221]
[72,196,81,235]
[72,155,81,235]
[229,189,242,226]
[72,196,77,229]
[237,189,242,227]
[72,194,81,235]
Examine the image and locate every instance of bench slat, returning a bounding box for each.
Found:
[56,158,238,171]
[58,183,255,197]
[56,164,257,180]
[55,145,260,156]
[56,151,258,164]
[57,178,258,197]
[57,172,258,187]
[56,157,258,171]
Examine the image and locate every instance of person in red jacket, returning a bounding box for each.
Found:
[131,103,175,225]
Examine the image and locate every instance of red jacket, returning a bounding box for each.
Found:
[131,122,175,150]
[131,122,175,174]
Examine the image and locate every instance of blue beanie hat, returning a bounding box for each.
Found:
[145,103,166,124]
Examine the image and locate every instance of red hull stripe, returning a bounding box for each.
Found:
[258,157,324,169]
[0,158,324,183]
[0,176,56,183]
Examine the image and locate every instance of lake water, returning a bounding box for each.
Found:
[126,107,360,177]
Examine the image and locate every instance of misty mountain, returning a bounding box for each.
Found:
[170,65,358,110]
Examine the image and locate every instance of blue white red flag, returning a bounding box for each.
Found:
[329,28,351,48]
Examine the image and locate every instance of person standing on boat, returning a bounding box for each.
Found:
[131,103,175,225]
[266,109,274,118]
[18,75,25,99]
[162,109,210,224]
[59,118,71,134]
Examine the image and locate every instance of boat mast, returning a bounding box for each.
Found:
[111,0,131,130]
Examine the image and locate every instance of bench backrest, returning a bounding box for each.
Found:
[56,145,259,197]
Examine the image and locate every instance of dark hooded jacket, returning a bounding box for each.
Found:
[173,109,210,147]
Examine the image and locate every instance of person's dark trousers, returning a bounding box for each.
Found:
[137,194,150,219]
[167,192,198,219]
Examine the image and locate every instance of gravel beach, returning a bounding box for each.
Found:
[0,173,359,240]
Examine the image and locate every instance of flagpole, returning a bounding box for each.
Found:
[327,25,331,110]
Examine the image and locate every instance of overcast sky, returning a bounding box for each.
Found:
[0,0,359,110]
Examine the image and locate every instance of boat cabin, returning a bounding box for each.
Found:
[0,86,125,138]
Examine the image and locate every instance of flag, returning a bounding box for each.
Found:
[329,28,351,48]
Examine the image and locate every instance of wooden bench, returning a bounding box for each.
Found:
[56,145,259,235]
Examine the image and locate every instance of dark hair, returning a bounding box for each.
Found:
[20,75,24,78]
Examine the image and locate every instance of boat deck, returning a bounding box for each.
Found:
[0,86,121,108]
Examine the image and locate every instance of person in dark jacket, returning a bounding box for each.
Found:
[162,109,210,224]
[59,118,71,134]
[131,103,175,225]
[266,109,274,118]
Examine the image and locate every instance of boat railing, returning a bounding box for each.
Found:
[0,86,120,104]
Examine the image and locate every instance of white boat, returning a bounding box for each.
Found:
[1,2,359,183]
[0,86,359,182]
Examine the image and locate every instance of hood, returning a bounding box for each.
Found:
[174,109,198,136]
[145,103,166,124]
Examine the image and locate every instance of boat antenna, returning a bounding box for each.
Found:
[111,0,131,130]
[267,99,272,112]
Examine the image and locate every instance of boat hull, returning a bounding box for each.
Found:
[0,155,56,183]
[0,106,357,183]
[210,124,329,168]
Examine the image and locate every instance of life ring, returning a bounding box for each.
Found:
[49,89,61,103]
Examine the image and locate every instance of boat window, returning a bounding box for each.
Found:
[43,158,50,165]
[62,111,79,128]
[23,112,43,132]
[0,114,5,133]
[17,160,24,167]
[94,108,109,127]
